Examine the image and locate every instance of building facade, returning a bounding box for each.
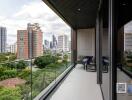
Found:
[57,35,68,52]
[0,27,7,53]
[27,23,43,58]
[52,35,57,49]
[124,33,132,52]
[44,40,50,49]
[10,43,17,53]
[17,30,29,59]
[6,43,17,53]
[17,23,43,59]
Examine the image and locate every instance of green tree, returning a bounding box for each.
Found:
[63,54,68,63]
[0,54,8,63]
[34,55,58,69]
[6,62,16,69]
[9,55,16,61]
[16,60,27,70]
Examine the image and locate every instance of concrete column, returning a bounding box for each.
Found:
[71,29,77,64]
[116,27,124,63]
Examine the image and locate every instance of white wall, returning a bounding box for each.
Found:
[77,28,95,58]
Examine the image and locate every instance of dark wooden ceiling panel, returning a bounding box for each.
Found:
[43,0,132,30]
[43,0,100,29]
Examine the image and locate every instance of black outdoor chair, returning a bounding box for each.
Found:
[102,56,109,73]
[81,56,94,71]
[81,56,89,70]
[86,56,96,72]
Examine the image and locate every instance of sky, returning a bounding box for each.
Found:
[0,0,71,45]
[125,21,132,33]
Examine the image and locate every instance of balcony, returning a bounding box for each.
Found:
[45,64,102,100]
[0,0,132,100]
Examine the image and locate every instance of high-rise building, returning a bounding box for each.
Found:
[10,43,17,53]
[50,41,53,49]
[17,23,43,59]
[57,34,68,52]
[124,33,132,51]
[0,27,7,53]
[27,23,43,58]
[44,40,50,49]
[6,43,17,53]
[52,35,57,49]
[17,30,29,59]
[6,44,11,53]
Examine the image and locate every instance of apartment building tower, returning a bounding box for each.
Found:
[17,23,43,59]
[0,27,7,53]
[57,34,68,52]
[52,35,57,49]
[10,42,17,53]
[17,30,28,59]
[124,33,132,52]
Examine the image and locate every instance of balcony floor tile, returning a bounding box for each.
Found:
[46,64,103,100]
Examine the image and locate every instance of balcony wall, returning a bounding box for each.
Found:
[77,28,95,58]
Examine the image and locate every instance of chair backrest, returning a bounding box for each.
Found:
[84,56,93,64]
[102,56,109,65]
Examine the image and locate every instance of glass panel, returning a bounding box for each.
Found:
[0,0,72,99]
[32,54,71,98]
[100,1,110,99]
[123,21,132,73]
[117,21,132,100]
[101,28,110,100]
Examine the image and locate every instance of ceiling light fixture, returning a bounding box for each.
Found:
[77,8,81,11]
[122,3,126,6]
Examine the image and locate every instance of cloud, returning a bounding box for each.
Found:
[0,16,6,21]
[13,1,58,22]
[0,0,70,45]
[124,21,132,33]
[13,1,71,32]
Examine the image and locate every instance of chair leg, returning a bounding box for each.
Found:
[84,63,87,70]
[106,65,108,72]
[83,64,85,70]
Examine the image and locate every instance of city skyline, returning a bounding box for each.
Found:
[0,0,71,45]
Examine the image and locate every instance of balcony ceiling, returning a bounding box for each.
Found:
[43,0,132,30]
[43,0,100,29]
[116,0,132,29]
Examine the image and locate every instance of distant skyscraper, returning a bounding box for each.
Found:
[124,33,132,51]
[10,43,17,53]
[6,44,11,53]
[6,43,17,53]
[50,41,53,49]
[52,35,57,49]
[17,23,43,59]
[57,34,68,52]
[44,40,50,49]
[0,27,7,53]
